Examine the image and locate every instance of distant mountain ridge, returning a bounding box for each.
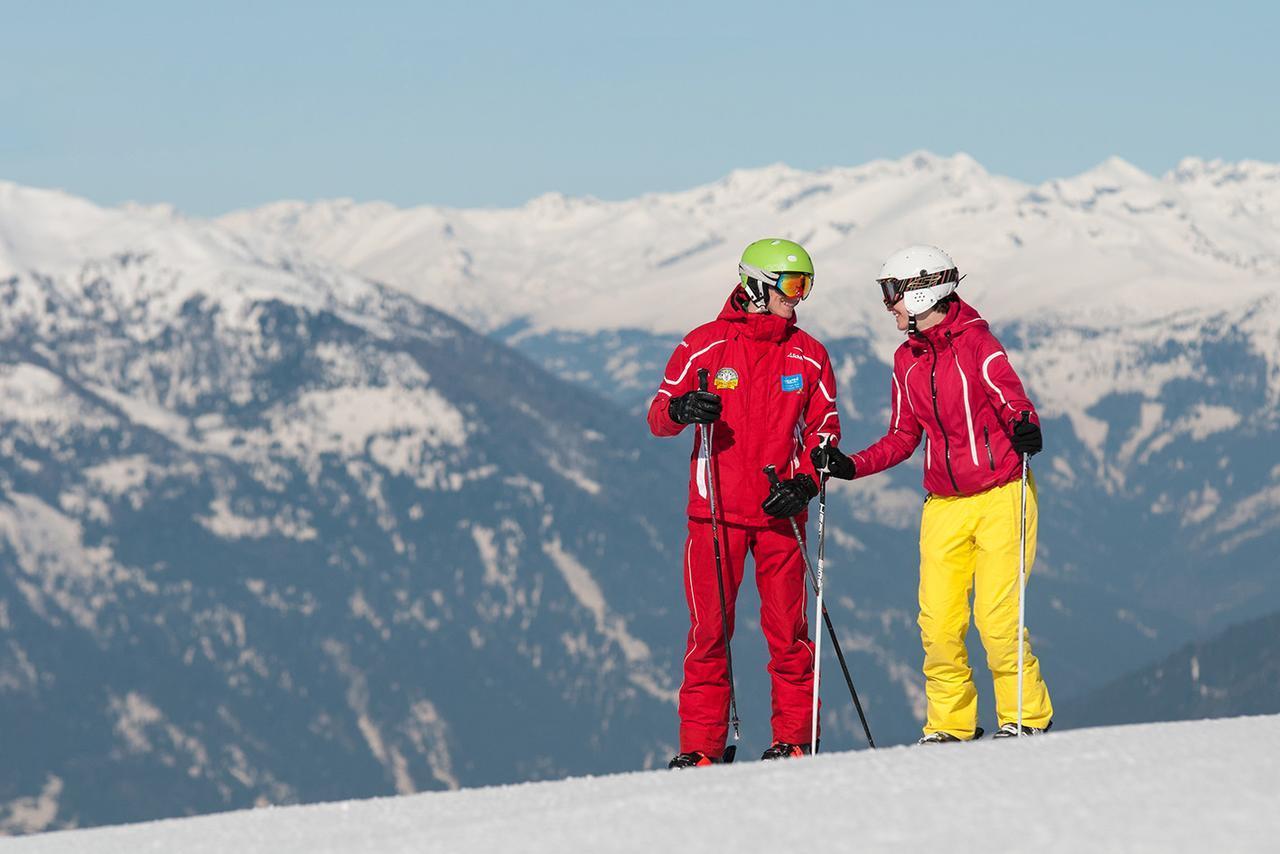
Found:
[1061,610,1280,728]
[216,151,1280,345]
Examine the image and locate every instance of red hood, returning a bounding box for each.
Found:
[717,285,796,343]
[907,297,988,351]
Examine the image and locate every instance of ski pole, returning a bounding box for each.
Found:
[764,464,876,749]
[810,449,827,754]
[698,368,740,761]
[1017,449,1029,738]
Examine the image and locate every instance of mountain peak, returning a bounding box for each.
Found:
[1029,155,1158,209]
[1072,155,1155,187]
[1168,156,1280,186]
[521,190,603,218]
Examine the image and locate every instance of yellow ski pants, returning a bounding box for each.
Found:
[918,473,1052,738]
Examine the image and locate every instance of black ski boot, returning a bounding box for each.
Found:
[761,742,812,760]
[668,750,719,768]
[992,720,1053,739]
[916,727,984,745]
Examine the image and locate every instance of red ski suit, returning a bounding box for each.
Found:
[850,298,1038,496]
[648,287,840,756]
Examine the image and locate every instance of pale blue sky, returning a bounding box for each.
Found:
[3,0,1275,215]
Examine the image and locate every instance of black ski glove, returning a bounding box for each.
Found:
[1011,412,1042,457]
[668,389,722,425]
[762,473,819,518]
[810,443,856,480]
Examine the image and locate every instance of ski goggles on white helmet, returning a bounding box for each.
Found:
[878,267,960,308]
[739,262,814,300]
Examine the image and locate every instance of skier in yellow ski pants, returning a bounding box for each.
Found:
[814,245,1054,741]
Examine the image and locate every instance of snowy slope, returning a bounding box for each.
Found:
[6,715,1279,853]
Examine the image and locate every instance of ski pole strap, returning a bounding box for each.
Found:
[763,464,780,487]
[698,367,709,393]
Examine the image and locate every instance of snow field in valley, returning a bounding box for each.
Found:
[6,715,1277,853]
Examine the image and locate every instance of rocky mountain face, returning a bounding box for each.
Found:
[0,186,697,832]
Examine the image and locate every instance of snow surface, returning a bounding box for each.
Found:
[6,715,1277,853]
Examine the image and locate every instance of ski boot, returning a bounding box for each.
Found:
[916,727,984,745]
[668,750,719,769]
[760,742,812,760]
[992,720,1053,739]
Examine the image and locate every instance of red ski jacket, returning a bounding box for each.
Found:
[850,298,1039,497]
[648,287,840,527]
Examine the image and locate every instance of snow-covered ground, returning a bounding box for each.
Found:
[6,715,1277,853]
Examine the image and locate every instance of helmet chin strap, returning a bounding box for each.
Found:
[745,279,770,310]
[739,262,777,311]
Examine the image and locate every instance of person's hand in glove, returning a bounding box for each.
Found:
[762,473,819,518]
[1011,412,1042,457]
[668,389,722,425]
[810,442,855,480]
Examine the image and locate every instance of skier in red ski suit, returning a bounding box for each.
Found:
[648,239,839,767]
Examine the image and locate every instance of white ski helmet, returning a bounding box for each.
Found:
[877,245,962,316]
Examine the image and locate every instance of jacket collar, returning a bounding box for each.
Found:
[718,286,795,343]
[906,297,988,352]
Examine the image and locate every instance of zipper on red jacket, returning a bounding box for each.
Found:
[923,334,960,493]
[983,425,995,471]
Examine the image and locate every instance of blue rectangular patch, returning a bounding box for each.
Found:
[780,373,803,392]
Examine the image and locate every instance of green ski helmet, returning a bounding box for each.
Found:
[738,238,815,309]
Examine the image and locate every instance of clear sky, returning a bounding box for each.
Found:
[3,0,1276,215]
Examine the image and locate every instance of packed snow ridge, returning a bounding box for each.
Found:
[8,715,1278,853]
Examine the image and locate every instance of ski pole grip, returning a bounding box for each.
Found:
[816,435,831,478]
[698,368,709,392]
[763,464,781,487]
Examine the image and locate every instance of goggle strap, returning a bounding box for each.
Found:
[878,267,960,303]
[739,262,778,286]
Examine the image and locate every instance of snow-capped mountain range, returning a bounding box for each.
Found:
[219,151,1280,475]
[217,152,1280,343]
[1,151,1278,832]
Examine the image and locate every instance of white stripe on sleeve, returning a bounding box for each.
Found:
[981,351,1014,412]
[663,339,727,385]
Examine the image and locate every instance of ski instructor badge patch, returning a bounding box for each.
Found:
[714,367,739,390]
[781,373,803,392]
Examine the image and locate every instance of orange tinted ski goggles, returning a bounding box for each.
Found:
[774,271,813,300]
